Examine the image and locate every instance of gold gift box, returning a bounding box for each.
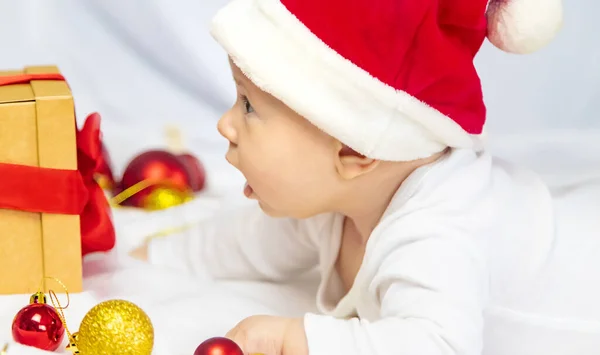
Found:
[0,66,83,294]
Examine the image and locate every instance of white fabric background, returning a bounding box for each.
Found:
[0,1,599,354]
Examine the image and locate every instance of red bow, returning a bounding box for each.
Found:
[0,74,115,256]
[76,112,117,255]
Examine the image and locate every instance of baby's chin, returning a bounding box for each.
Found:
[258,200,322,220]
[257,200,286,218]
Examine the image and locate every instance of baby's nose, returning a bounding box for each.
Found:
[217,110,238,145]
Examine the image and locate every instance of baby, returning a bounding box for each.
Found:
[132,0,568,354]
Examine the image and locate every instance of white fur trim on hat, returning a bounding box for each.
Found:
[210,0,484,161]
[486,0,563,54]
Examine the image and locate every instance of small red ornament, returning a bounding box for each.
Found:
[12,292,65,351]
[177,152,206,192]
[194,337,243,355]
[118,150,194,208]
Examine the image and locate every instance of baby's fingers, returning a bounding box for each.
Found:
[226,327,276,355]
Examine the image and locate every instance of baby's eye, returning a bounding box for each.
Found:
[241,95,254,114]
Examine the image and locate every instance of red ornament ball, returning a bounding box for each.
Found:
[119,150,194,207]
[194,337,243,355]
[12,295,65,351]
[177,152,206,192]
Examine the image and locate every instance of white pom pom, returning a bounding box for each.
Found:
[486,0,563,54]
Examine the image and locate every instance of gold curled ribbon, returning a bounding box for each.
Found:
[1,343,8,355]
[142,223,196,244]
[43,277,73,341]
[109,179,155,206]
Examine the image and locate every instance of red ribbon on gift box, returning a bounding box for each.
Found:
[0,73,116,256]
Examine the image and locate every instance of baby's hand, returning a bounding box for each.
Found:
[129,242,150,261]
[226,315,308,355]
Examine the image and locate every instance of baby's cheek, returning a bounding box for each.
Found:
[261,173,302,207]
[243,148,310,206]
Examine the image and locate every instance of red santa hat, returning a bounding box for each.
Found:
[210,0,563,161]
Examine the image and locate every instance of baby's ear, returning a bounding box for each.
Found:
[333,141,380,180]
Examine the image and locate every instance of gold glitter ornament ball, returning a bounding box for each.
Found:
[74,299,154,355]
[142,186,193,210]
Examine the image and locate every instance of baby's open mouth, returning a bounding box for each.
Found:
[243,181,254,198]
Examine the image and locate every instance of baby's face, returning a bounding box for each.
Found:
[217,60,341,218]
